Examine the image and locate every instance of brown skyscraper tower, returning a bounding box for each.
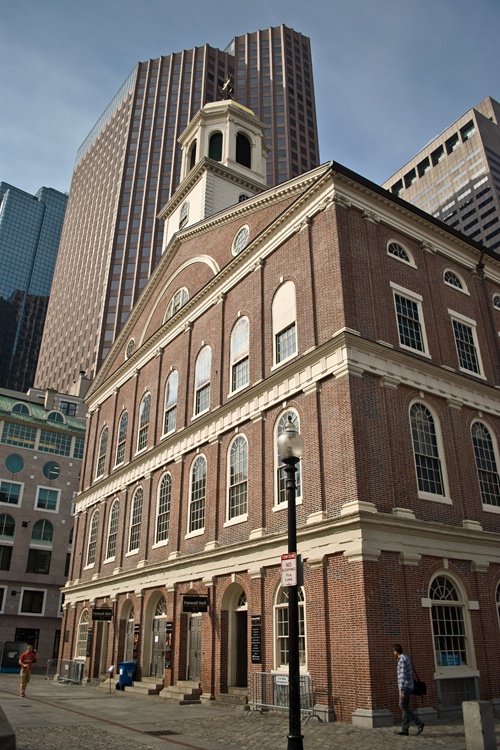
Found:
[35,25,319,392]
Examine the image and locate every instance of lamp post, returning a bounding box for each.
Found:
[277,417,304,750]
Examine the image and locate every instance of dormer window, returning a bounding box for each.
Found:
[179,201,189,229]
[47,411,65,424]
[11,403,30,415]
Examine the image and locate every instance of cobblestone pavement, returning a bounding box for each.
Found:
[1,673,499,750]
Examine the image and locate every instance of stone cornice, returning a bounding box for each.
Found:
[63,503,500,606]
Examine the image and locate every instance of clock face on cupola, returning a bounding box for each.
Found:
[158,96,270,249]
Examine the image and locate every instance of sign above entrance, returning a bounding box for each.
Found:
[182,595,209,613]
[92,607,113,621]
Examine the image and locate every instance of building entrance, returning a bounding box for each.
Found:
[188,615,201,681]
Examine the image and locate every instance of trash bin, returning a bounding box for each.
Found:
[116,661,136,690]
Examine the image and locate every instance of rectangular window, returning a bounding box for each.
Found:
[0,480,23,506]
[450,313,483,376]
[39,430,72,456]
[163,407,177,435]
[276,323,297,363]
[232,357,249,391]
[26,548,52,575]
[73,437,85,460]
[195,384,210,415]
[19,589,46,615]
[35,487,60,512]
[392,285,427,354]
[0,545,13,571]
[0,586,5,613]
[60,401,77,416]
[1,421,36,449]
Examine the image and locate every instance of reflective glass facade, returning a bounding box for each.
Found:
[36,25,319,392]
[0,184,67,391]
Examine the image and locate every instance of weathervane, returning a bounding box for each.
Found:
[221,76,233,100]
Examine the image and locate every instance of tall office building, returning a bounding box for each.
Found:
[0,183,67,392]
[383,96,500,251]
[35,25,319,393]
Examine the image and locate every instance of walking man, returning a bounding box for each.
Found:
[19,644,36,697]
[393,644,424,736]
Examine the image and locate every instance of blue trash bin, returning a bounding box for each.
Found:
[117,661,136,689]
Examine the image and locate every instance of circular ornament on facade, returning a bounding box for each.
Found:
[126,339,135,360]
[43,461,61,481]
[5,454,24,474]
[232,225,249,256]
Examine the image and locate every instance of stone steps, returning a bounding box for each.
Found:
[212,687,249,710]
[159,679,202,704]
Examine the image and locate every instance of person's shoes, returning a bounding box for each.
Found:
[417,723,425,735]
[394,730,409,735]
[20,693,25,697]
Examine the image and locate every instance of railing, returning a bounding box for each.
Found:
[46,659,85,684]
[246,672,319,723]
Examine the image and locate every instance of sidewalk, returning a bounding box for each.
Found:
[0,673,499,750]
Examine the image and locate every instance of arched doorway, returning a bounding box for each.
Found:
[222,584,248,688]
[151,596,168,678]
[123,606,135,662]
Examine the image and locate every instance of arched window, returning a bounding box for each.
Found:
[194,346,211,416]
[189,141,197,170]
[274,586,306,668]
[272,281,297,364]
[105,500,119,560]
[444,269,467,292]
[236,132,251,168]
[430,576,468,667]
[47,411,65,423]
[163,371,178,435]
[387,241,413,265]
[128,488,143,552]
[493,294,500,311]
[86,510,99,566]
[32,519,53,545]
[410,403,446,498]
[0,514,15,538]
[137,393,151,452]
[165,288,188,322]
[11,402,30,415]
[471,422,500,507]
[76,609,89,659]
[189,456,206,533]
[209,132,222,161]
[115,411,128,466]
[156,473,172,544]
[276,411,302,505]
[230,317,249,392]
[228,436,248,520]
[96,426,108,478]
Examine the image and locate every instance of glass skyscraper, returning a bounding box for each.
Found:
[0,183,67,391]
[36,25,320,392]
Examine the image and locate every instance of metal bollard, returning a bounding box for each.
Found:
[463,701,496,750]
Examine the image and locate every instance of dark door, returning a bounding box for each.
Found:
[235,611,248,686]
[188,616,201,681]
[151,619,167,677]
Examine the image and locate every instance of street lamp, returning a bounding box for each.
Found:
[277,416,304,750]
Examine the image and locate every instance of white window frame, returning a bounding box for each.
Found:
[272,282,297,368]
[471,420,500,514]
[186,455,206,538]
[154,472,172,547]
[387,240,416,267]
[165,288,188,322]
[115,411,128,467]
[127,488,143,555]
[391,282,430,357]
[136,392,151,453]
[225,435,248,526]
[229,317,250,394]
[0,478,24,507]
[35,485,61,514]
[273,585,307,672]
[193,346,211,417]
[162,371,178,436]
[104,499,120,562]
[85,509,99,568]
[75,608,89,660]
[96,426,108,478]
[409,401,451,504]
[449,310,484,378]
[232,225,250,256]
[18,587,46,617]
[443,269,469,295]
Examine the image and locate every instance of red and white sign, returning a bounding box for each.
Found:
[281,552,297,586]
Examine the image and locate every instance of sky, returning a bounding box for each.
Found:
[1,0,499,197]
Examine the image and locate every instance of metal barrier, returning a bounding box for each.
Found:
[246,672,319,723]
[46,659,85,684]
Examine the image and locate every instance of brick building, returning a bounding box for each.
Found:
[0,386,85,662]
[61,100,500,726]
